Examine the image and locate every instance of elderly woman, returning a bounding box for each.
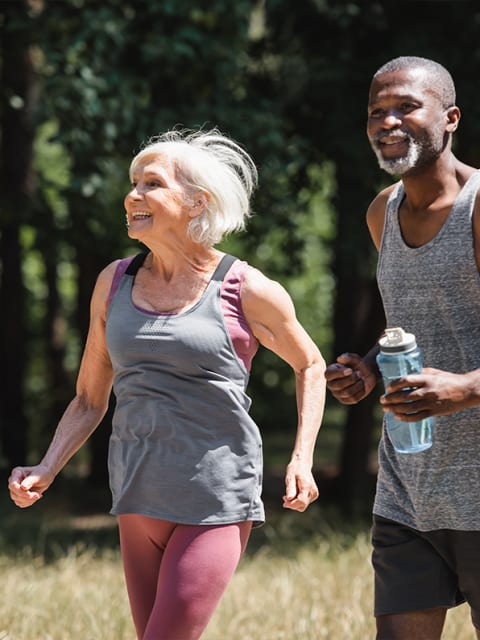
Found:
[8,128,326,640]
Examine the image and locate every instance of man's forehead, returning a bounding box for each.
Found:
[369,67,436,101]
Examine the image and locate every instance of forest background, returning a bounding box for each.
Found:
[2,0,480,519]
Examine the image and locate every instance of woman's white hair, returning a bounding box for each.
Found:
[129,128,258,246]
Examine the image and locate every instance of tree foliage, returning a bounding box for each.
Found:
[2,0,480,510]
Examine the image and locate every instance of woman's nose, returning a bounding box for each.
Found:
[127,185,143,199]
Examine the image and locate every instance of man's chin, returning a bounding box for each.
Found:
[376,155,412,176]
[371,141,421,176]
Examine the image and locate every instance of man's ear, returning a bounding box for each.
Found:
[445,106,460,133]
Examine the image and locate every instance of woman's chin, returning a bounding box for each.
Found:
[127,228,145,241]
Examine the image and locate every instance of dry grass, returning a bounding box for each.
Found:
[205,531,475,640]
[0,547,132,639]
[0,508,477,639]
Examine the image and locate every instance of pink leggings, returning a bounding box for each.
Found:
[118,514,252,640]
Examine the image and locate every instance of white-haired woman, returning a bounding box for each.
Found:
[9,128,326,640]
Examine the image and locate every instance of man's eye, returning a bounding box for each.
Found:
[369,109,384,118]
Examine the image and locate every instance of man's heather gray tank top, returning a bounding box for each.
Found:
[105,253,265,526]
[375,171,480,531]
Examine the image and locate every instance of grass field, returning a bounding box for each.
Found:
[0,485,477,640]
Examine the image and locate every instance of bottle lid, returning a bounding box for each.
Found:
[378,327,417,353]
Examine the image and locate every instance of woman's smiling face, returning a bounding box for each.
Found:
[124,156,192,241]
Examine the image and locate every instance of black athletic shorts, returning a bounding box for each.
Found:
[372,514,480,628]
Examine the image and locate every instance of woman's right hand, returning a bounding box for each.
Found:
[325,353,378,404]
[8,464,54,508]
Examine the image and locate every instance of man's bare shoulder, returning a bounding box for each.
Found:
[368,183,397,214]
[455,160,478,184]
[365,183,398,251]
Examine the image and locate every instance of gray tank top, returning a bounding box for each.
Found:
[375,171,480,531]
[105,253,265,526]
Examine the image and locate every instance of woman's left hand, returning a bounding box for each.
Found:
[282,459,319,512]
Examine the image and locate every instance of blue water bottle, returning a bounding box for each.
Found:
[376,327,434,454]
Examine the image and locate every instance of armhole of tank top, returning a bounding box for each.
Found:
[107,257,135,308]
[220,260,251,329]
[462,171,480,222]
[379,183,402,256]
[235,263,254,333]
[220,261,259,370]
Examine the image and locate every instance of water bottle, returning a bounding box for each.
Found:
[376,327,434,454]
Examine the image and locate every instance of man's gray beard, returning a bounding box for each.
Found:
[372,140,421,176]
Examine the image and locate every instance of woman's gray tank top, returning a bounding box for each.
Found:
[105,253,265,526]
[375,171,480,531]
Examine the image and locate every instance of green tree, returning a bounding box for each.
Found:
[6,0,479,516]
[2,0,333,483]
[259,0,480,511]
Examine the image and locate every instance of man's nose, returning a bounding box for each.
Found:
[382,111,402,129]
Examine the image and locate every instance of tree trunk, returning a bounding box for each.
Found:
[74,218,112,486]
[330,155,386,514]
[335,279,385,514]
[36,193,73,424]
[0,2,36,466]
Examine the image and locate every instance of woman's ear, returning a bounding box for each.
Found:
[188,191,211,218]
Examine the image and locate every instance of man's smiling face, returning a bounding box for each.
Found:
[367,67,448,177]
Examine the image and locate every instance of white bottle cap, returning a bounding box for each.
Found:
[379,327,417,353]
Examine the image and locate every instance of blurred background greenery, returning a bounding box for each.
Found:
[2,0,480,522]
